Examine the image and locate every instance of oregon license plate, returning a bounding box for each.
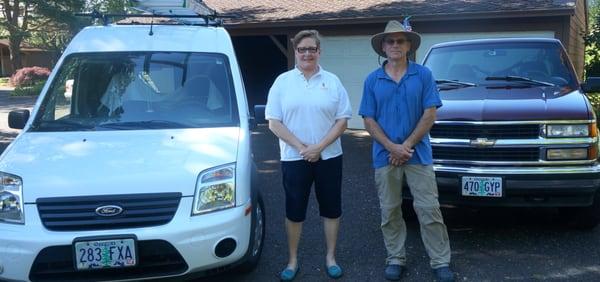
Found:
[74,238,137,270]
[461,176,502,197]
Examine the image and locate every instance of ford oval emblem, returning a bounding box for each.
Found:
[95,205,123,217]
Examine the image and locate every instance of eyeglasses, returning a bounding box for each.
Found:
[384,38,409,45]
[296,47,319,54]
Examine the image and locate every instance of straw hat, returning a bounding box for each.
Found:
[371,20,421,57]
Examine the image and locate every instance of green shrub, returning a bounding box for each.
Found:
[0,77,10,86]
[11,80,46,96]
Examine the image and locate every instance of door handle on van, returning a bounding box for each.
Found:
[8,109,30,129]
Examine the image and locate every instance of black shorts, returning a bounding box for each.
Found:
[281,155,343,222]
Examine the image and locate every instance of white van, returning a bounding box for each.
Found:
[0,10,265,282]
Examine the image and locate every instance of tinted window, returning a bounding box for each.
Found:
[31,52,239,131]
[424,42,577,87]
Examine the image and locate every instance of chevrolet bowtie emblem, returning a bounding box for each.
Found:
[470,138,496,147]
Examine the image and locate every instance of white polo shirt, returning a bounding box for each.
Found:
[265,66,352,161]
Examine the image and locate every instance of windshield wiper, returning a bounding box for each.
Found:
[32,120,95,131]
[436,79,476,91]
[97,120,191,130]
[485,75,555,86]
[436,79,476,87]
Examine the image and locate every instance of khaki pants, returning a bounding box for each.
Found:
[374,164,451,269]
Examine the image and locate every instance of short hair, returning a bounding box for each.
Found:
[291,30,321,48]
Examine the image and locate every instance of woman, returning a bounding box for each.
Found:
[265,30,352,281]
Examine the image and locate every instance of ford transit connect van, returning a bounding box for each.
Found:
[0,10,264,282]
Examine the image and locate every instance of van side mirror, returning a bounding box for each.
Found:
[8,109,30,129]
[254,105,267,125]
[581,77,600,93]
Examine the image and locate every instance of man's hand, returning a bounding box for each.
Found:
[300,144,323,162]
[387,143,413,166]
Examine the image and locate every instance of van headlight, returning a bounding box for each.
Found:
[192,164,235,215]
[546,124,590,137]
[0,172,24,224]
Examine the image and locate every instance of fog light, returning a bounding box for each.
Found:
[214,238,236,258]
[547,148,587,160]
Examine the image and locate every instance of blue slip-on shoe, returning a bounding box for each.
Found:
[325,264,343,279]
[432,266,455,282]
[280,266,299,281]
[384,264,404,281]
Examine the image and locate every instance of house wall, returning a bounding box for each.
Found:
[0,47,55,77]
[566,0,588,79]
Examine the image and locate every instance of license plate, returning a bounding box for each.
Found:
[74,238,137,270]
[461,176,502,197]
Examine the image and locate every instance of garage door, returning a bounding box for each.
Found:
[320,31,554,129]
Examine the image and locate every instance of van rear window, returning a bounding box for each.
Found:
[31,52,239,131]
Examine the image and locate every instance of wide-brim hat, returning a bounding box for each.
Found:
[371,20,421,58]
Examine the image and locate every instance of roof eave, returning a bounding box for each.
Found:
[220,8,575,30]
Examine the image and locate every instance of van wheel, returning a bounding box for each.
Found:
[559,191,600,230]
[237,193,265,273]
[402,199,417,221]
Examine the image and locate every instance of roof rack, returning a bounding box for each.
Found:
[76,1,233,27]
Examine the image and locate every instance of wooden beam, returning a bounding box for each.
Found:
[269,35,288,59]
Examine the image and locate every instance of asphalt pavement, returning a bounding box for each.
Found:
[0,90,599,281]
[199,126,600,282]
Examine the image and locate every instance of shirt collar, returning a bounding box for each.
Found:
[294,65,323,78]
[376,60,418,79]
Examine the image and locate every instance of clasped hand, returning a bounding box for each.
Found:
[300,144,322,163]
[388,143,414,166]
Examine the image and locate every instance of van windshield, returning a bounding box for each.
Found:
[423,42,577,88]
[31,52,239,131]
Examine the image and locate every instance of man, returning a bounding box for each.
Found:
[359,20,455,282]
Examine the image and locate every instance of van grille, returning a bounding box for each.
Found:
[430,124,540,139]
[37,193,181,231]
[433,147,540,162]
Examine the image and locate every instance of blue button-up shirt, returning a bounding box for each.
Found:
[359,61,442,168]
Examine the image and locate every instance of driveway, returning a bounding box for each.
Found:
[0,92,598,281]
[194,126,600,282]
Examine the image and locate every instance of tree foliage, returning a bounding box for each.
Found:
[586,0,600,76]
[0,1,133,72]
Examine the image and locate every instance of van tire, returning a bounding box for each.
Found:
[559,190,600,230]
[236,192,265,273]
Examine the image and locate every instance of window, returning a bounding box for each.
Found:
[31,52,239,132]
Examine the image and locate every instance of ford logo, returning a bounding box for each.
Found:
[95,205,124,217]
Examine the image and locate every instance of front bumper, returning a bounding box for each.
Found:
[0,197,252,282]
[415,164,600,207]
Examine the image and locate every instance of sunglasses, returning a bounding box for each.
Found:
[384,38,409,45]
[297,47,319,54]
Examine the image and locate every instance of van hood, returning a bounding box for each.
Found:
[0,128,240,202]
[437,86,590,121]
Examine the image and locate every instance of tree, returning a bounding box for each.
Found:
[0,1,85,71]
[586,0,600,76]
[0,1,132,71]
[0,0,33,71]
